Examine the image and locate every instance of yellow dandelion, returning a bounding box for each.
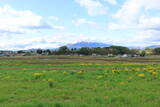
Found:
[147,70,154,73]
[137,73,145,77]
[33,73,44,78]
[47,78,55,82]
[151,72,158,76]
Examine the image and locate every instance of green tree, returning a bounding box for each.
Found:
[154,48,160,55]
[144,48,154,55]
[106,46,130,55]
[93,47,106,55]
[57,46,70,55]
[78,47,92,55]
[130,49,141,56]
[37,49,43,54]
[140,50,146,57]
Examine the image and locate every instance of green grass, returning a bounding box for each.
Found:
[0,56,160,107]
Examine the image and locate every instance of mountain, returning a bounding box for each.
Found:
[145,45,160,49]
[128,46,144,49]
[67,41,111,48]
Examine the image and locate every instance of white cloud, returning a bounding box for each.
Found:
[138,16,160,30]
[75,0,107,16]
[142,0,160,10]
[105,0,117,5]
[48,16,59,21]
[72,18,97,26]
[109,16,160,30]
[0,5,52,34]
[0,32,114,50]
[125,30,160,47]
[47,16,65,30]
[107,0,160,46]
[0,5,64,34]
[108,23,130,30]
[0,33,88,50]
[52,26,65,30]
[109,0,160,30]
[115,0,142,24]
[112,0,160,27]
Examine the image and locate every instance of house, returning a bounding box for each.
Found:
[121,54,128,58]
[108,54,114,57]
[92,53,97,56]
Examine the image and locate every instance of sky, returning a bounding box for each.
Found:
[0,0,160,50]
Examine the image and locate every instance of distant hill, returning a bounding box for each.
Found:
[67,41,111,48]
[128,46,143,49]
[145,45,160,49]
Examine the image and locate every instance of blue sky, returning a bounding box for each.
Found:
[0,0,160,50]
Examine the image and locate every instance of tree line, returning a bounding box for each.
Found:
[33,46,160,57]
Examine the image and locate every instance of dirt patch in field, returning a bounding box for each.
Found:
[1,56,160,63]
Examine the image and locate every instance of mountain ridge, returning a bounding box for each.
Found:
[67,41,112,48]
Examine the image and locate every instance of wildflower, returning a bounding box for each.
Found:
[151,72,158,76]
[137,73,145,77]
[33,73,44,79]
[112,70,116,73]
[47,78,55,82]
[33,73,43,76]
[147,70,153,73]
[42,71,47,73]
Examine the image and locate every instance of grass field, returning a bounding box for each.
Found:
[0,56,160,107]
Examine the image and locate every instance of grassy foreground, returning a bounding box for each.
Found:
[0,56,160,107]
